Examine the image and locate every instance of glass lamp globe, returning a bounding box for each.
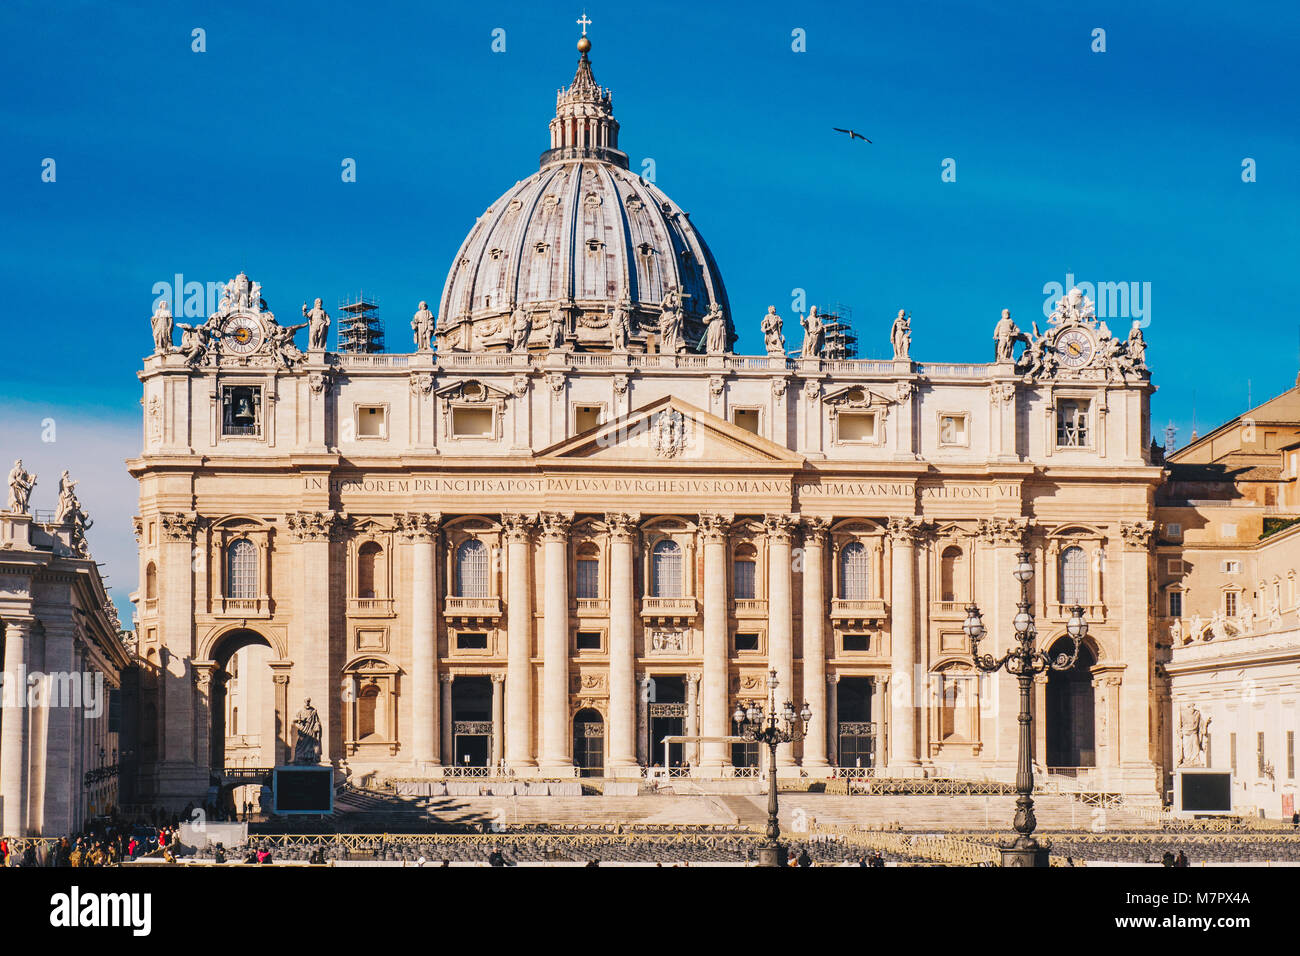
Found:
[1013,551,1033,583]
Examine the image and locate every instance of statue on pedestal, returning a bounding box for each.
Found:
[292,698,322,764]
[703,300,727,355]
[761,306,785,356]
[54,470,79,523]
[548,304,566,349]
[658,287,685,354]
[993,308,1022,363]
[509,303,531,351]
[411,301,435,351]
[176,321,213,367]
[269,322,307,369]
[1126,322,1147,369]
[800,306,824,358]
[150,298,174,354]
[303,298,330,351]
[890,309,912,360]
[610,293,632,350]
[1177,704,1210,768]
[7,460,36,514]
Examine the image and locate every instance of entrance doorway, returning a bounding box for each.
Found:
[574,709,605,777]
[1046,640,1096,767]
[647,675,686,768]
[452,675,493,768]
[837,676,875,768]
[209,629,277,777]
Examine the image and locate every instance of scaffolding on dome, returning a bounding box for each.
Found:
[337,295,385,354]
[818,303,858,360]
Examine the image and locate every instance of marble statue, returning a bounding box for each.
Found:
[799,305,823,358]
[890,309,912,361]
[610,293,631,350]
[1127,322,1147,369]
[548,304,566,349]
[176,321,212,367]
[150,298,174,354]
[1240,604,1255,633]
[412,301,435,351]
[1168,617,1183,644]
[761,306,785,356]
[303,298,330,351]
[703,300,727,355]
[509,303,531,351]
[658,287,685,354]
[1177,703,1210,768]
[993,308,1022,363]
[292,698,322,764]
[7,460,36,514]
[269,321,307,369]
[54,470,79,523]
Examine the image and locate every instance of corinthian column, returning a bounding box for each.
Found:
[765,513,798,767]
[605,513,639,772]
[502,514,537,768]
[401,512,441,767]
[287,510,338,767]
[1,618,32,836]
[539,511,574,772]
[801,517,831,769]
[698,512,732,773]
[887,516,920,771]
[440,673,454,766]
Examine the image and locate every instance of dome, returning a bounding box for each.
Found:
[437,40,733,353]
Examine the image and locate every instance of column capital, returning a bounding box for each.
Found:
[538,511,574,541]
[396,512,442,540]
[801,515,832,543]
[1119,519,1155,551]
[826,673,839,686]
[696,512,733,542]
[440,672,455,685]
[687,672,702,685]
[763,513,799,541]
[886,515,931,544]
[975,516,1030,547]
[490,672,507,685]
[160,511,202,541]
[286,510,340,542]
[500,513,537,542]
[604,512,641,540]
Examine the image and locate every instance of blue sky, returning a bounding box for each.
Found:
[2,0,1297,613]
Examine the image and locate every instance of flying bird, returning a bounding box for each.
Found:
[833,127,872,143]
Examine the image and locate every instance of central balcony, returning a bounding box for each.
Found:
[830,598,887,626]
[443,596,503,625]
[640,596,699,624]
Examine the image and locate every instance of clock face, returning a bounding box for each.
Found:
[222,315,262,354]
[1055,328,1094,368]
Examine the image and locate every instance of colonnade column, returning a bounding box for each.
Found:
[698,513,732,773]
[887,517,920,771]
[490,674,505,769]
[539,512,574,772]
[288,510,337,767]
[1,618,33,835]
[686,673,701,767]
[825,674,839,768]
[606,513,639,772]
[873,674,889,770]
[403,512,440,767]
[801,517,831,769]
[636,673,650,766]
[440,674,454,767]
[765,514,798,767]
[502,514,537,768]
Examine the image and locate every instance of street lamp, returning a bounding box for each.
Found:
[733,668,811,867]
[963,550,1088,867]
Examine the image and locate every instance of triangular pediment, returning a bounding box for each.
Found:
[538,396,805,466]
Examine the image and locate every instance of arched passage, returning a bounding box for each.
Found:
[574,708,604,777]
[208,628,277,782]
[1045,639,1096,768]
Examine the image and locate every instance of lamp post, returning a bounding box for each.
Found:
[733,669,811,867]
[962,550,1088,867]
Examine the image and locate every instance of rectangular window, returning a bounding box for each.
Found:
[452,406,494,438]
[733,408,759,434]
[575,405,602,433]
[1166,523,1182,538]
[575,558,599,599]
[838,412,877,443]
[1288,731,1295,779]
[221,385,263,437]
[732,560,756,600]
[1225,591,1238,617]
[842,633,870,653]
[938,414,968,446]
[1056,399,1089,448]
[576,631,601,651]
[356,405,387,439]
[456,632,488,650]
[1168,591,1182,618]
[734,632,759,652]
[1220,559,1241,573]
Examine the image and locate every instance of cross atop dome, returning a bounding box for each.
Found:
[543,20,626,169]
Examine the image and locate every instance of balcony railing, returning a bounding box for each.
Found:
[733,598,767,616]
[217,597,269,616]
[640,596,699,620]
[574,598,609,614]
[443,596,503,621]
[830,598,887,622]
[349,597,395,617]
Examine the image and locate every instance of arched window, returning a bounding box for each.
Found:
[358,684,381,738]
[839,542,869,600]
[455,539,490,597]
[732,544,757,600]
[145,562,157,600]
[358,542,384,599]
[1059,546,1088,605]
[940,546,963,603]
[226,539,257,599]
[575,543,600,600]
[651,539,682,598]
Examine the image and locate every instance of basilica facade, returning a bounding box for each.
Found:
[129,37,1164,804]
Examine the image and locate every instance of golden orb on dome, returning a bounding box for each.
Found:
[577,35,591,54]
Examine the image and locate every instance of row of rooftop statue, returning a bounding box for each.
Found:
[5,461,94,556]
[147,274,1147,379]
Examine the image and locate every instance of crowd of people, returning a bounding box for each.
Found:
[0,804,190,867]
